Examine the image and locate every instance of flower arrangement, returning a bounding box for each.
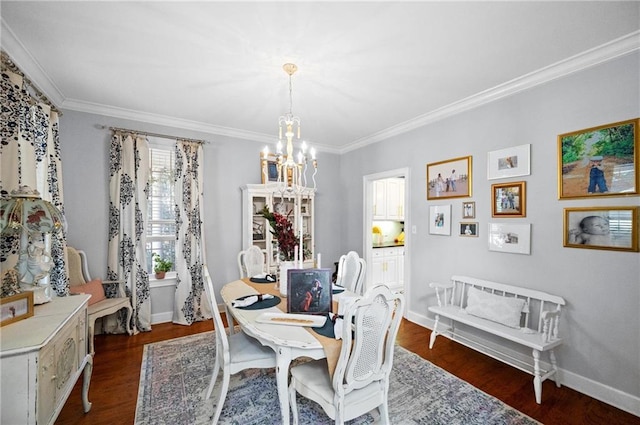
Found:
[260,206,299,261]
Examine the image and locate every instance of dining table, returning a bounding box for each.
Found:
[220,278,351,424]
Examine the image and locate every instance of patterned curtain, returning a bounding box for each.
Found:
[173,140,210,325]
[107,132,151,333]
[0,68,68,295]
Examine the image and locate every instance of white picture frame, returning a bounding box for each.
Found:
[429,204,451,235]
[487,144,531,180]
[488,222,531,254]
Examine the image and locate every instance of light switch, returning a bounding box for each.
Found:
[412,225,417,234]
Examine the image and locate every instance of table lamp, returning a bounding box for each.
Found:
[0,186,66,304]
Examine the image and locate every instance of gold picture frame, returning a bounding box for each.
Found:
[492,181,526,218]
[1,291,34,327]
[426,155,472,200]
[558,118,639,199]
[260,153,279,184]
[564,206,639,252]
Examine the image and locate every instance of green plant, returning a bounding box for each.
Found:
[152,253,173,273]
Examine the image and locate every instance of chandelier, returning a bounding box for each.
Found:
[262,63,318,195]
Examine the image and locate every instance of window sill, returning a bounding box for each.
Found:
[150,272,177,288]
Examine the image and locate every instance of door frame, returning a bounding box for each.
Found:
[363,167,410,299]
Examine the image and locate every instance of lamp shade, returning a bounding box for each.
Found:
[0,186,66,234]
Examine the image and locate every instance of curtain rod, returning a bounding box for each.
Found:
[105,126,209,144]
[1,51,61,115]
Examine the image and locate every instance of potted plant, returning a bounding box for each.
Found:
[152,253,172,279]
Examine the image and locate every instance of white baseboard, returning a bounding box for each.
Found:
[404,310,640,417]
[150,311,174,324]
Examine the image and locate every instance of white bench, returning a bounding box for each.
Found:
[428,275,566,404]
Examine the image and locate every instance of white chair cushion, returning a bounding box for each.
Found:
[465,286,525,329]
[228,331,274,363]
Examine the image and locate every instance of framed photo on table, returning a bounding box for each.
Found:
[487,144,531,180]
[492,181,526,218]
[557,118,638,199]
[427,156,472,200]
[260,153,279,184]
[287,268,332,314]
[429,204,451,235]
[564,206,638,252]
[1,291,34,327]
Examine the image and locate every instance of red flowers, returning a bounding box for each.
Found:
[261,206,299,261]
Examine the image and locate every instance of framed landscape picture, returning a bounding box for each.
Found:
[488,223,531,255]
[427,156,472,200]
[487,144,531,180]
[491,181,526,218]
[558,118,638,199]
[564,206,638,252]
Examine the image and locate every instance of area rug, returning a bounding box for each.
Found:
[135,331,539,425]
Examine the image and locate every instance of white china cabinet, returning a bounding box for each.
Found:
[242,183,315,273]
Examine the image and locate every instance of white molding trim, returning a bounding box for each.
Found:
[405,309,640,417]
[150,311,174,325]
[341,30,640,154]
[3,17,637,155]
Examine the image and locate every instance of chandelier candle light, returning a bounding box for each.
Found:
[261,63,319,269]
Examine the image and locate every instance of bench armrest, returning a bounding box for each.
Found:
[429,282,453,307]
[541,310,561,342]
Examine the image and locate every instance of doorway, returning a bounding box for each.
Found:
[363,168,409,296]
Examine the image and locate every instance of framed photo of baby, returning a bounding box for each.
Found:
[564,206,638,252]
[558,118,639,199]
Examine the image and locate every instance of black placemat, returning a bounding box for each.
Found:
[249,275,277,284]
[234,294,281,310]
[312,313,336,338]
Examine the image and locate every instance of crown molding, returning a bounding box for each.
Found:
[1,18,66,107]
[340,30,640,154]
[3,16,637,155]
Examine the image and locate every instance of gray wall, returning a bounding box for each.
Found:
[339,53,640,409]
[59,52,639,411]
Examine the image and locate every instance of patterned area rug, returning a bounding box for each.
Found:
[135,331,539,425]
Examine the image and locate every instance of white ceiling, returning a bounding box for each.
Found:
[2,1,639,153]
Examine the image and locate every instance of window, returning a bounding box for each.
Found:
[146,140,176,274]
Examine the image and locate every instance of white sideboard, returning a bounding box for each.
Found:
[1,294,93,425]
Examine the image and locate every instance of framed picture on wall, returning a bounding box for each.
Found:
[429,204,451,235]
[426,156,472,200]
[492,181,526,218]
[487,144,531,180]
[459,222,478,237]
[557,118,638,199]
[564,206,638,252]
[488,223,531,255]
[462,201,476,219]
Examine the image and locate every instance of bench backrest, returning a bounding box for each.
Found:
[450,275,566,333]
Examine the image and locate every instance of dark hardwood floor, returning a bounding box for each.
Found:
[56,318,639,425]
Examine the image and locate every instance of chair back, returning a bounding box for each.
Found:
[66,246,89,286]
[237,246,266,278]
[333,285,404,396]
[336,251,366,294]
[203,266,231,365]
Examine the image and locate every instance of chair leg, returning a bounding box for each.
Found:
[429,314,440,349]
[206,355,221,399]
[289,379,299,425]
[212,370,230,425]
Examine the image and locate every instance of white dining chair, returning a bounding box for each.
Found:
[237,245,266,278]
[288,285,405,425]
[335,251,366,295]
[202,265,277,424]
